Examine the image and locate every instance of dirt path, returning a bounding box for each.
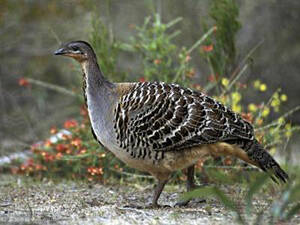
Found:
[0,175,298,225]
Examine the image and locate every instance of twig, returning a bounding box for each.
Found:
[221,62,249,96]
[49,28,62,45]
[166,17,183,29]
[24,200,33,222]
[202,165,259,171]
[255,89,280,124]
[229,39,264,82]
[27,78,79,97]
[255,105,300,131]
[264,140,282,149]
[241,39,264,66]
[220,40,263,96]
[172,27,215,83]
[109,168,155,179]
[187,26,215,54]
[0,202,12,207]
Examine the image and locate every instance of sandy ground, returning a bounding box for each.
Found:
[0,174,299,225]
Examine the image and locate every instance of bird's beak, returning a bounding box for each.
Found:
[54,47,68,55]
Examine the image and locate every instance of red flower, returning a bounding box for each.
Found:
[185,55,191,63]
[207,74,219,82]
[139,77,146,82]
[55,144,67,152]
[18,77,30,87]
[55,152,63,160]
[41,151,54,162]
[185,68,195,78]
[64,119,78,129]
[50,127,57,134]
[213,25,218,33]
[71,138,81,147]
[26,158,34,166]
[79,149,87,154]
[44,140,52,148]
[66,149,72,154]
[192,84,202,91]
[62,134,72,140]
[80,105,88,117]
[202,44,213,52]
[154,59,161,65]
[241,112,253,123]
[237,82,247,89]
[87,167,103,176]
[35,164,46,171]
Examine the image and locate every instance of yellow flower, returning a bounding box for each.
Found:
[221,78,229,87]
[253,80,261,89]
[271,99,280,107]
[285,123,291,130]
[218,95,227,104]
[262,107,270,117]
[232,104,241,113]
[285,130,292,137]
[259,83,267,92]
[248,103,257,112]
[285,123,292,137]
[278,117,285,124]
[269,147,276,155]
[231,92,241,103]
[280,94,287,102]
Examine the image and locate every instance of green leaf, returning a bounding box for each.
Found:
[245,174,269,216]
[181,186,244,224]
[165,17,183,29]
[206,169,234,184]
[284,202,300,221]
[181,186,215,201]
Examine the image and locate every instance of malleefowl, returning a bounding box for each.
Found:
[54,41,288,207]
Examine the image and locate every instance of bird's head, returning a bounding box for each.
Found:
[54,41,96,63]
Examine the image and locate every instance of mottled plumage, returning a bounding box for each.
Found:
[113,81,287,182]
[55,41,288,208]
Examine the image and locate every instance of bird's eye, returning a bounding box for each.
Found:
[72,46,79,51]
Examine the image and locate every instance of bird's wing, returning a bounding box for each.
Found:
[114,82,254,153]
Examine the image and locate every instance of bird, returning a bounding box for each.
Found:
[54,40,288,208]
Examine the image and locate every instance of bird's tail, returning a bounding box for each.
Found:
[227,139,289,183]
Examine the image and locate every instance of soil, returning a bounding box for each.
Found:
[0,174,299,225]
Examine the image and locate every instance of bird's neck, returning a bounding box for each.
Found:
[81,59,115,101]
[81,59,116,138]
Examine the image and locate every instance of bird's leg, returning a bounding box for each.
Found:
[186,164,197,191]
[148,179,169,208]
[175,165,206,207]
[124,179,169,209]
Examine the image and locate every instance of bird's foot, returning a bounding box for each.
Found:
[145,203,171,209]
[124,202,171,209]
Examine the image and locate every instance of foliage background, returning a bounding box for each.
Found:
[0,1,300,223]
[0,0,299,162]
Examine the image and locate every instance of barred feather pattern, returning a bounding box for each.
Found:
[114,82,253,154]
[226,139,289,182]
[112,81,288,182]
